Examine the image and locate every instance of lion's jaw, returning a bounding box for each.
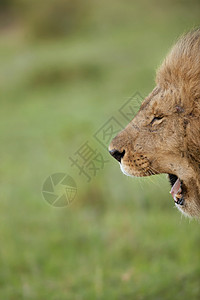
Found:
[109,87,200,217]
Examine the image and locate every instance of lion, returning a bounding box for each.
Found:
[109,28,200,217]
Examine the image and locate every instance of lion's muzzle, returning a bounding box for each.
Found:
[109,149,125,163]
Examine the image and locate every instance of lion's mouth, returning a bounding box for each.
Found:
[168,174,184,205]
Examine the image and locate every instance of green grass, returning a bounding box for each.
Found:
[1,0,200,299]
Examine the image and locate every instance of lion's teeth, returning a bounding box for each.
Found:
[175,193,182,199]
[174,187,182,200]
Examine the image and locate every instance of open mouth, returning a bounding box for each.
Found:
[168,174,185,205]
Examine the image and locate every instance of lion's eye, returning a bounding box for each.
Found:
[151,116,164,125]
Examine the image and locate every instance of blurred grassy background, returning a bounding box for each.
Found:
[1,0,200,299]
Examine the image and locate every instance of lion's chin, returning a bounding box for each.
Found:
[121,166,186,207]
[120,162,200,218]
[167,174,199,217]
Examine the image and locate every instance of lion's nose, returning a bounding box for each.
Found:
[109,149,125,163]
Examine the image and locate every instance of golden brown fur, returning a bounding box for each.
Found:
[109,29,200,217]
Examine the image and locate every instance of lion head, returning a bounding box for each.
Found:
[109,28,200,217]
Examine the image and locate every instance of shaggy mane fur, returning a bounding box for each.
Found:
[156,28,200,100]
[157,28,200,168]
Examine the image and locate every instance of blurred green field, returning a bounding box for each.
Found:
[1,0,200,299]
